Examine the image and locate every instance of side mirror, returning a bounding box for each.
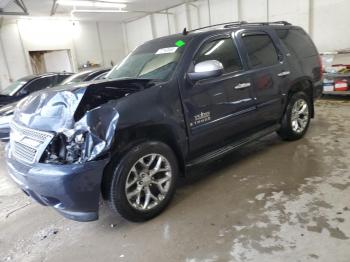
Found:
[17,89,28,96]
[188,60,224,81]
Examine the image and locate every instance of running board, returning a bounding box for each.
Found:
[186,124,281,167]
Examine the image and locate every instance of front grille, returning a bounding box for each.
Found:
[13,142,37,163]
[10,122,54,164]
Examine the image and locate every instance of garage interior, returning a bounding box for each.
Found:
[0,0,350,261]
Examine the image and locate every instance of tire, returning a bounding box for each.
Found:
[277,92,311,141]
[105,141,178,222]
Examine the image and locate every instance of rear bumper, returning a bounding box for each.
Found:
[5,146,109,222]
[314,80,323,99]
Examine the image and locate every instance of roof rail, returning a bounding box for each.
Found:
[224,21,291,28]
[183,21,248,35]
[183,21,292,35]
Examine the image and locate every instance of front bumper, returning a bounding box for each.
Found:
[6,146,109,222]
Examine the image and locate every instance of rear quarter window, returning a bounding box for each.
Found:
[276,29,318,58]
[242,34,279,69]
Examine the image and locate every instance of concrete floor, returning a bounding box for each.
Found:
[0,98,350,262]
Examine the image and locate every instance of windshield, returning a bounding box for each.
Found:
[107,37,187,81]
[60,71,91,85]
[0,79,28,96]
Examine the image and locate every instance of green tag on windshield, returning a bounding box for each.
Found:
[175,40,185,47]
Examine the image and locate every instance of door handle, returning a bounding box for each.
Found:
[277,71,291,77]
[234,82,251,89]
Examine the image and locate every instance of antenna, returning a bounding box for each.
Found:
[182,27,188,35]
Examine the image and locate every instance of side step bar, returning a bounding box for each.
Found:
[186,124,281,167]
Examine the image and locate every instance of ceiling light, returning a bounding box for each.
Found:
[71,9,128,13]
[57,0,127,9]
[98,0,128,2]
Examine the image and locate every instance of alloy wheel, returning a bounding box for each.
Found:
[125,154,172,211]
[291,98,309,134]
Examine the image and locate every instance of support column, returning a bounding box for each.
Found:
[150,14,157,39]
[96,22,105,67]
[16,20,31,74]
[207,0,212,25]
[185,1,192,30]
[237,0,242,21]
[0,21,11,86]
[122,22,129,55]
[309,0,314,37]
[266,0,270,22]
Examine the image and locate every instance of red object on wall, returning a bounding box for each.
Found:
[334,79,349,91]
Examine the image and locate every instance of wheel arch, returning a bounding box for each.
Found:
[286,78,314,118]
[101,124,187,200]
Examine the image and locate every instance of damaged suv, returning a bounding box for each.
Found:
[6,21,322,222]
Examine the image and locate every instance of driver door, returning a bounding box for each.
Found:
[182,35,257,156]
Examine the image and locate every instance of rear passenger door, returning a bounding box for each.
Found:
[238,30,289,127]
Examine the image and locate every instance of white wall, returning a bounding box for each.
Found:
[312,0,350,52]
[98,22,126,67]
[153,14,170,38]
[269,0,309,30]
[0,18,126,90]
[1,21,28,84]
[44,50,73,72]
[72,21,102,67]
[209,0,239,24]
[126,16,153,51]
[122,0,350,54]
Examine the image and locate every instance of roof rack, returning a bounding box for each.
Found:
[231,21,292,26]
[184,21,248,35]
[183,21,291,35]
[224,21,291,28]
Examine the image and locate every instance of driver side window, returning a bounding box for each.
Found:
[195,38,243,74]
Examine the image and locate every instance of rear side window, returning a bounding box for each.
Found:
[276,29,317,58]
[195,38,242,73]
[56,74,71,85]
[24,76,53,93]
[242,34,279,69]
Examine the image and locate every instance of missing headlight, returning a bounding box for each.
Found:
[38,102,119,165]
[40,131,87,164]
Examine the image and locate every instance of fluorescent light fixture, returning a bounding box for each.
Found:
[57,0,127,9]
[99,0,128,2]
[71,9,128,13]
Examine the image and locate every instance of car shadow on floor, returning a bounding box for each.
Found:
[98,132,321,227]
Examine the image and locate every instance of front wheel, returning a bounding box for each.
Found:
[105,142,178,222]
[277,92,311,141]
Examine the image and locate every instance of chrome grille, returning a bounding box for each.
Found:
[10,122,54,164]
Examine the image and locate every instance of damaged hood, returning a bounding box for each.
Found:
[13,85,85,132]
[13,78,151,131]
[11,78,153,163]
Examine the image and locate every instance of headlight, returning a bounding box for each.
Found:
[40,130,87,164]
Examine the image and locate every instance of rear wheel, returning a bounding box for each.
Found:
[277,92,311,141]
[105,142,178,222]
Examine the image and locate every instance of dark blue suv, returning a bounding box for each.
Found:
[5,21,322,222]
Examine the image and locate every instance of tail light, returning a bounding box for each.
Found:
[319,56,324,79]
